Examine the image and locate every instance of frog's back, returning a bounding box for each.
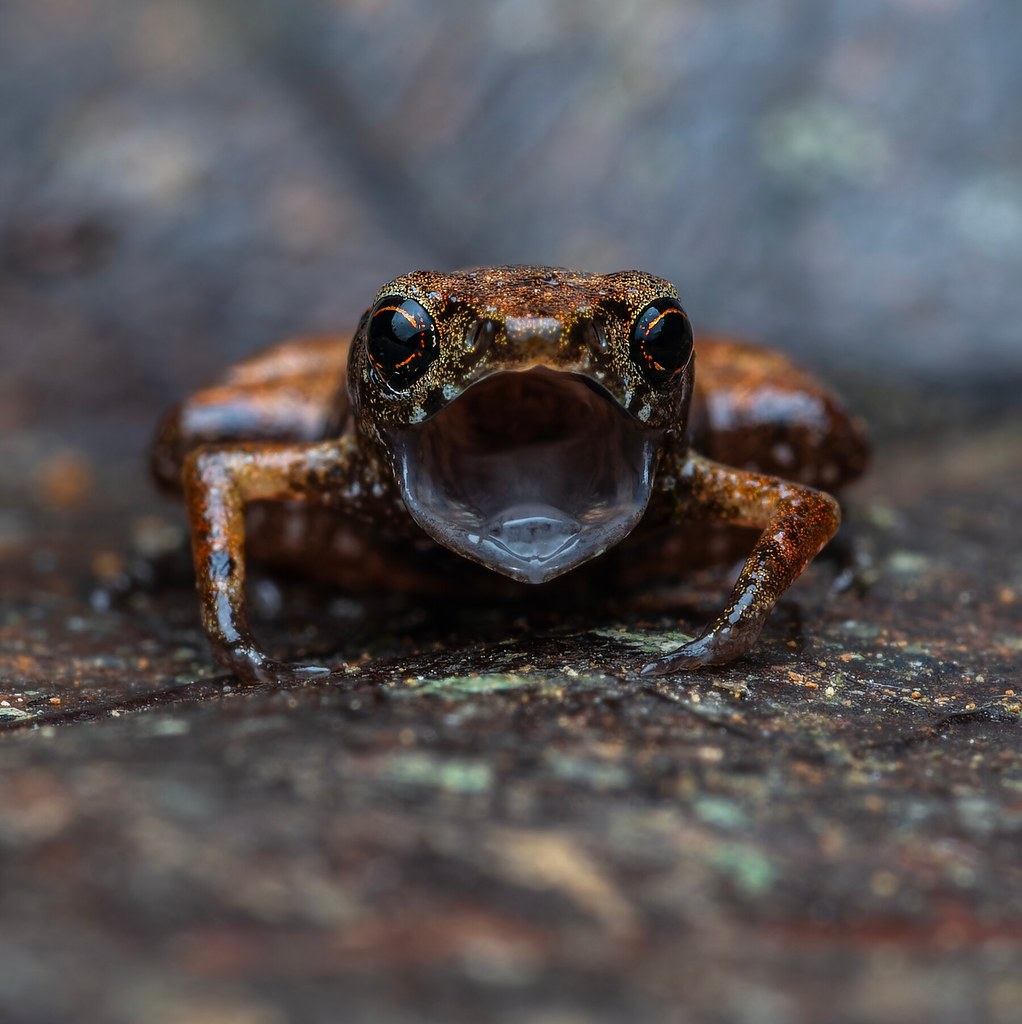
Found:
[689,336,868,492]
[151,335,353,492]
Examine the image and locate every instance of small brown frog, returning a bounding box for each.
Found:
[152,266,867,684]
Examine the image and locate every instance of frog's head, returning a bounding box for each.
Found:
[349,265,694,583]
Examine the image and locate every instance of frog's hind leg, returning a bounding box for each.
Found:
[690,337,871,593]
[152,335,351,492]
[640,453,840,676]
[691,336,868,492]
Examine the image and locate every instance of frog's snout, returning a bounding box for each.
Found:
[503,316,562,349]
[386,367,661,583]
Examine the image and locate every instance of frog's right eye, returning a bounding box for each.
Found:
[366,296,439,390]
[629,297,693,387]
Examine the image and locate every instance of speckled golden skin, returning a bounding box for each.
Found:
[152,266,867,684]
[350,267,690,445]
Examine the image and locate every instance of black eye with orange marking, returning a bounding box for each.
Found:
[366,296,439,390]
[629,297,693,387]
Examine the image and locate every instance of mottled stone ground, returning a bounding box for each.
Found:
[1,411,1019,1024]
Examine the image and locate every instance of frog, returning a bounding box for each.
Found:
[151,266,868,685]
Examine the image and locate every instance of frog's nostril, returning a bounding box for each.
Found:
[466,318,499,354]
[577,318,608,354]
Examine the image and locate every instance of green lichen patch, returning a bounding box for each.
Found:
[710,842,779,896]
[590,628,695,655]
[377,751,494,794]
[405,671,535,695]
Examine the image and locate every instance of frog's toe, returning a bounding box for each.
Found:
[250,661,333,687]
[283,662,334,683]
[218,646,332,686]
[638,631,741,676]
[638,645,712,677]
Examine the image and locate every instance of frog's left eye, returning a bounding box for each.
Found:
[367,296,439,390]
[630,297,693,387]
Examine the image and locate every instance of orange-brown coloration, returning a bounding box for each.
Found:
[152,266,867,684]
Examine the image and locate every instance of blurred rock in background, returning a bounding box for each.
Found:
[1,0,1019,463]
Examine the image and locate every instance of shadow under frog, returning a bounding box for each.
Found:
[152,266,868,685]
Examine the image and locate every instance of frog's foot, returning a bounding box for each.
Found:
[647,455,842,677]
[216,646,333,687]
[638,623,761,677]
[184,440,359,688]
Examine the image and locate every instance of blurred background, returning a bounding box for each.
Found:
[1,0,1019,481]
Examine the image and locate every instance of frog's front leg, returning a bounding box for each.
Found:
[641,453,840,676]
[183,438,365,684]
